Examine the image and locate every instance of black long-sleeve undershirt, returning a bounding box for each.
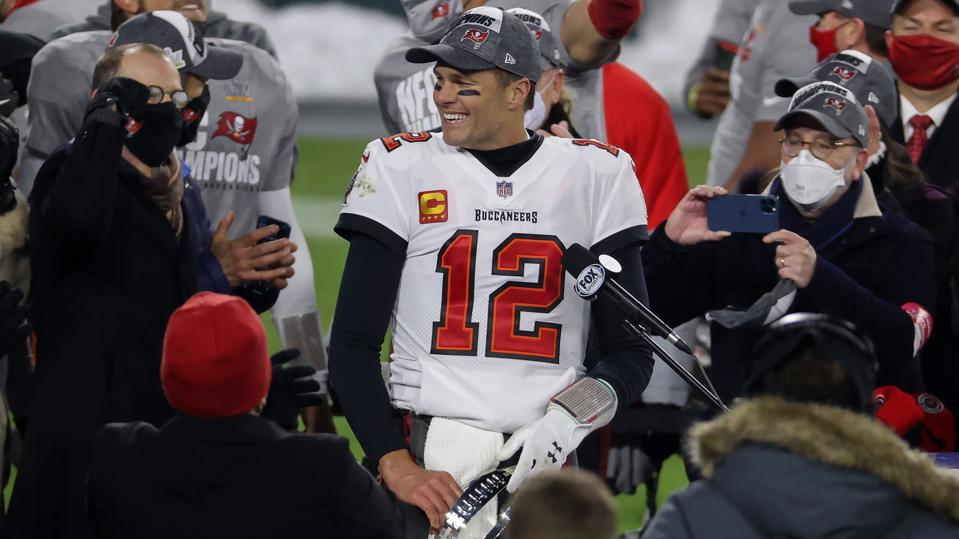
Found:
[328,232,654,467]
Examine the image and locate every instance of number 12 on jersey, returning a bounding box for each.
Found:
[431,230,566,363]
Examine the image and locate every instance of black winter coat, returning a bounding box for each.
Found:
[5,108,196,539]
[87,414,407,539]
[643,178,936,400]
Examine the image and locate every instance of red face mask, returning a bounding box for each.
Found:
[809,23,841,62]
[889,33,959,91]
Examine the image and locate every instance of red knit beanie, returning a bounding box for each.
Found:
[161,292,271,418]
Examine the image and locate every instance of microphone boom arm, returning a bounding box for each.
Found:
[622,320,729,412]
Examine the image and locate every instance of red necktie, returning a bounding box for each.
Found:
[907,114,934,165]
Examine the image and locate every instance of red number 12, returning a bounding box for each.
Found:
[431,231,565,363]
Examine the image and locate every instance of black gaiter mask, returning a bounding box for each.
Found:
[123,101,184,167]
[177,84,211,147]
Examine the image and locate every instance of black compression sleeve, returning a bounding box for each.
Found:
[328,233,407,466]
[587,242,655,411]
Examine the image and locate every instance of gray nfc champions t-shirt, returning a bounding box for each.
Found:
[20,32,296,238]
[706,0,816,186]
[374,0,606,140]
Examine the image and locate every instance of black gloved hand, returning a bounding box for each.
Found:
[0,116,18,184]
[261,348,325,430]
[0,281,30,359]
[0,77,17,118]
[84,77,151,122]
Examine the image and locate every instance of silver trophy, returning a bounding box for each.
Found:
[439,467,514,538]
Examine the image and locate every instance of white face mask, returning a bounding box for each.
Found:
[523,70,557,130]
[780,149,849,213]
[524,91,547,130]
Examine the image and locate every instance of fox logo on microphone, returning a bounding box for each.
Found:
[574,264,605,299]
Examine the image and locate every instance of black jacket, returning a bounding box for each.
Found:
[643,178,936,400]
[643,397,959,538]
[5,109,196,539]
[88,414,406,539]
[890,94,959,194]
[890,95,959,425]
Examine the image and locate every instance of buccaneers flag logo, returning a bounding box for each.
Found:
[462,29,489,45]
[212,112,257,145]
[432,2,449,18]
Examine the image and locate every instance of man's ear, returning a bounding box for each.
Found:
[852,149,869,181]
[113,0,139,15]
[845,18,866,47]
[509,78,532,112]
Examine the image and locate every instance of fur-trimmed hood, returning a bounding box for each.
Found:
[689,397,959,525]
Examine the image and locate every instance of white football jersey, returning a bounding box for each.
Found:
[338,133,647,433]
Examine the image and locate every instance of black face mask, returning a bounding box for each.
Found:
[177,84,211,147]
[124,101,184,167]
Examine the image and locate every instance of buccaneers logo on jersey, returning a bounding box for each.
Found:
[213,112,257,145]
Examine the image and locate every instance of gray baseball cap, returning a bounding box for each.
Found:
[774,49,897,127]
[406,6,541,83]
[892,0,959,15]
[789,0,895,29]
[506,7,565,70]
[109,11,243,81]
[774,81,869,147]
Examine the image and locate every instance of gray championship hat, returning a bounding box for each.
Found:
[406,6,542,83]
[774,49,897,127]
[109,10,243,80]
[506,7,565,70]
[892,0,959,15]
[774,80,869,147]
[789,0,895,29]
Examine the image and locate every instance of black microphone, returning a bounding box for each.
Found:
[562,243,693,355]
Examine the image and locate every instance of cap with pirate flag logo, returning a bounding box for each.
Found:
[774,80,869,148]
[506,7,565,70]
[406,6,542,83]
[110,10,242,81]
[774,49,898,127]
[788,0,896,29]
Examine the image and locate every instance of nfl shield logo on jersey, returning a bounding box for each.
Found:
[496,181,513,199]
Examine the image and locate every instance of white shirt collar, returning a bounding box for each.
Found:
[901,92,958,133]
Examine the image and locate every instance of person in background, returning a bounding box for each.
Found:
[51,0,276,57]
[885,0,959,439]
[643,314,959,538]
[683,0,759,120]
[707,0,816,191]
[8,43,198,539]
[776,48,959,433]
[22,7,333,433]
[645,81,935,401]
[509,7,688,229]
[507,469,618,539]
[0,0,101,40]
[87,292,406,539]
[789,0,894,62]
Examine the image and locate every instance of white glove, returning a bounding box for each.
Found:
[497,369,617,493]
[498,405,592,492]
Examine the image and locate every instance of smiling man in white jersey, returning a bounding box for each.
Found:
[329,7,654,537]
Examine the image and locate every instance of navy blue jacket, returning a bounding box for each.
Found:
[643,178,936,400]
[181,167,276,313]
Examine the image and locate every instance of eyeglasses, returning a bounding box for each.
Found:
[779,135,860,160]
[146,85,189,109]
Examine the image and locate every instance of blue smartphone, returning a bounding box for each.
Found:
[707,194,780,234]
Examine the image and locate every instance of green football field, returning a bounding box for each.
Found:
[3,137,711,532]
[277,136,711,532]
